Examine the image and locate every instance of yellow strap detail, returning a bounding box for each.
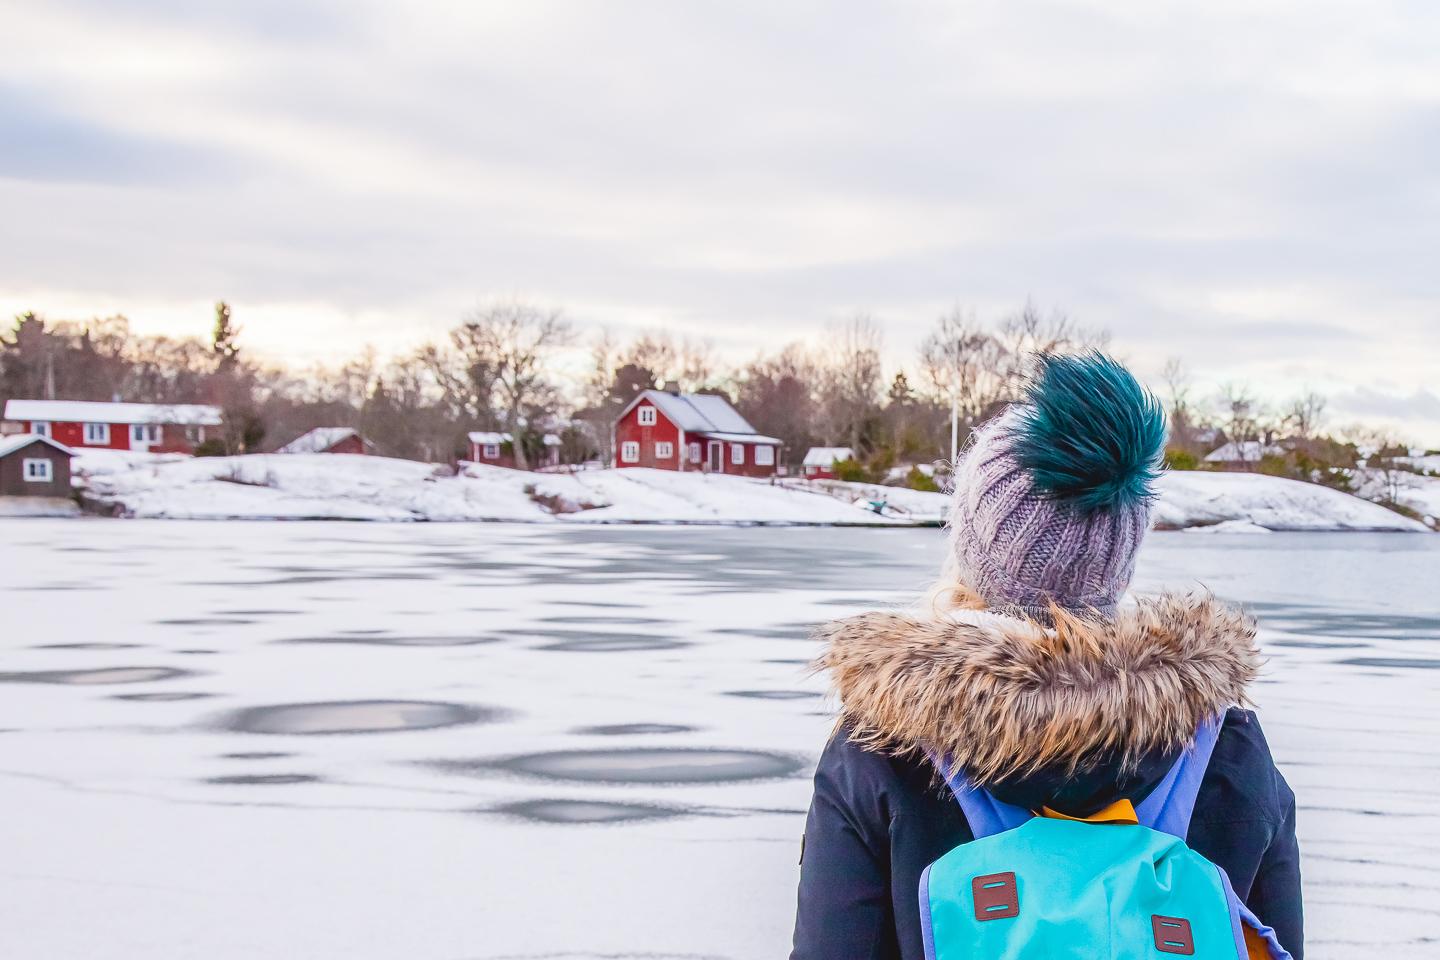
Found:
[1039,798,1139,824]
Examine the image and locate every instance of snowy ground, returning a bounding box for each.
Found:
[73,451,1430,532]
[0,521,1436,959]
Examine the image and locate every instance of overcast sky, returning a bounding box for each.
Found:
[1,1,1437,442]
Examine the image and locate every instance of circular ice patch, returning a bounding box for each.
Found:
[572,723,696,736]
[471,747,805,784]
[0,667,195,685]
[218,699,498,735]
[493,798,689,824]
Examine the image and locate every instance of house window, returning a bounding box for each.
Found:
[83,423,110,444]
[22,458,52,482]
[689,442,701,463]
[31,421,50,438]
[637,406,657,426]
[131,424,160,444]
[655,441,673,459]
[185,425,204,443]
[755,445,775,466]
[482,443,500,459]
[620,441,640,463]
[731,443,745,465]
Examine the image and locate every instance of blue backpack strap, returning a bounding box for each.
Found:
[928,713,1226,840]
[1133,713,1225,839]
[927,749,1031,839]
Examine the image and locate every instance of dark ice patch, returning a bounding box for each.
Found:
[217,699,500,735]
[205,774,321,786]
[0,666,195,685]
[1338,657,1440,670]
[31,642,145,651]
[447,747,805,785]
[112,691,216,702]
[492,798,689,824]
[535,635,688,653]
[572,723,696,736]
[724,690,822,700]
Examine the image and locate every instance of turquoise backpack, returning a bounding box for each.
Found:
[920,718,1293,959]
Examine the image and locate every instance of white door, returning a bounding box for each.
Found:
[707,441,723,473]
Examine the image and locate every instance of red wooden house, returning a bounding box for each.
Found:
[277,427,372,455]
[2,399,222,455]
[613,386,780,477]
[802,447,855,479]
[467,432,562,469]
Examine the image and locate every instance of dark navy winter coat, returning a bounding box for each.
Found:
[790,708,1302,960]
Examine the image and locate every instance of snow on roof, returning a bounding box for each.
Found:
[706,431,781,444]
[1204,440,1283,462]
[625,390,759,436]
[4,399,223,426]
[277,427,362,454]
[0,433,74,459]
[468,432,513,445]
[804,446,855,465]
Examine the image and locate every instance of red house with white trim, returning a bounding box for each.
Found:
[468,431,562,469]
[614,386,780,477]
[2,399,223,455]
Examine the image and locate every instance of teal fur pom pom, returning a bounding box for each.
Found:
[1011,352,1166,514]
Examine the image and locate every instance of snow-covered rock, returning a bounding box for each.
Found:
[1154,471,1428,532]
[1182,519,1273,535]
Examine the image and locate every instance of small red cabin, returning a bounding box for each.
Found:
[2,399,222,455]
[277,427,372,455]
[0,434,74,498]
[467,432,561,470]
[802,446,855,480]
[614,387,779,477]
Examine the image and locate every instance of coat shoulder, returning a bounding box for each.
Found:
[1196,706,1293,826]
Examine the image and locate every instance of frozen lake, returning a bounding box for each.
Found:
[2,520,1437,959]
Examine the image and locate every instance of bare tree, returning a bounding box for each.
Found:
[1218,382,1262,468]
[453,302,574,470]
[817,314,884,452]
[1284,390,1327,441]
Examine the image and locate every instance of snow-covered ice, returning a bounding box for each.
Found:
[0,521,1435,959]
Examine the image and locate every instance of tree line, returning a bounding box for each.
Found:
[1,302,1427,493]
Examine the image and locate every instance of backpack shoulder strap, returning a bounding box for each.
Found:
[1134,713,1226,839]
[927,749,1031,839]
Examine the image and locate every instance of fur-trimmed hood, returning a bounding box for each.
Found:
[818,592,1259,786]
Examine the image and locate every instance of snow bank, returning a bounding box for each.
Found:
[68,451,1434,531]
[0,496,80,518]
[1354,468,1440,528]
[1154,471,1428,532]
[78,455,912,525]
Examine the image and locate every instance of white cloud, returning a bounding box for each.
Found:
[0,0,1436,440]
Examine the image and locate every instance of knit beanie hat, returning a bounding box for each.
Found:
[947,352,1166,621]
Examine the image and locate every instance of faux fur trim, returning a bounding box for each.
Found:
[818,593,1258,785]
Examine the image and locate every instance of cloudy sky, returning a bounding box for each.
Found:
[2,1,1437,442]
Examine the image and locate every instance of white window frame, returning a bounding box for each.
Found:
[185,424,204,443]
[22,458,53,482]
[689,442,701,463]
[482,443,500,459]
[754,444,775,466]
[131,423,160,444]
[637,405,657,426]
[83,422,110,445]
[31,421,50,438]
[655,441,673,459]
[731,443,745,465]
[620,440,640,463]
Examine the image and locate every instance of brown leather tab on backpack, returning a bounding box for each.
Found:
[1152,915,1195,955]
[971,872,1019,921]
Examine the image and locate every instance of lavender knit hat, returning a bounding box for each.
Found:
[947,352,1167,621]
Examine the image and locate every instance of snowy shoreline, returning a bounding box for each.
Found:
[23,449,1434,532]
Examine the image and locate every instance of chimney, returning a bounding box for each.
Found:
[662,380,681,395]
